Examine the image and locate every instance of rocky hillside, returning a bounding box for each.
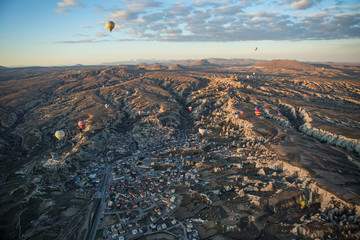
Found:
[0,60,360,240]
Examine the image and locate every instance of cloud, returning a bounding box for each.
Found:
[212,4,244,15]
[344,4,360,11]
[194,1,222,7]
[54,38,110,44]
[96,32,109,38]
[55,39,96,44]
[107,0,162,20]
[79,25,91,28]
[57,0,82,8]
[55,8,68,14]
[290,0,314,10]
[55,0,84,14]
[73,34,90,37]
[61,0,359,42]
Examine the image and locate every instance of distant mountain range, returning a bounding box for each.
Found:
[2,58,359,69]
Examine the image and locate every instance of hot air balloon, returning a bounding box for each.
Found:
[321,67,325,71]
[106,21,115,32]
[199,126,207,135]
[198,90,201,94]
[246,75,250,80]
[188,106,192,111]
[105,104,109,109]
[254,47,258,51]
[240,110,244,116]
[300,200,308,208]
[255,109,262,117]
[235,113,239,118]
[254,106,260,110]
[55,130,65,140]
[78,120,86,129]
[278,111,282,116]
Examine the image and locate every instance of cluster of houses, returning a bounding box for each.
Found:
[73,162,106,198]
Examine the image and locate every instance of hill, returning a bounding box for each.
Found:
[189,59,218,67]
[1,60,360,240]
[168,64,184,70]
[255,59,316,71]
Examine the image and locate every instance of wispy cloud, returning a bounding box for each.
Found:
[73,34,90,37]
[79,25,91,28]
[344,4,360,10]
[55,0,84,14]
[291,0,315,10]
[96,32,109,38]
[54,38,110,44]
[55,8,68,14]
[57,0,83,8]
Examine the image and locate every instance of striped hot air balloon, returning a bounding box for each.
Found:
[255,109,262,117]
[188,106,192,111]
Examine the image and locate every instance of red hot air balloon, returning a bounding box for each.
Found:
[255,109,262,117]
[240,110,244,116]
[78,120,86,129]
[188,106,192,111]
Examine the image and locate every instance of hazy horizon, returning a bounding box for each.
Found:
[1,0,360,67]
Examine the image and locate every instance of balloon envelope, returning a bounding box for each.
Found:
[240,111,244,115]
[78,120,86,129]
[188,106,192,111]
[106,21,115,32]
[255,109,262,117]
[300,200,308,207]
[55,130,65,140]
[254,47,258,51]
[105,104,109,108]
[254,106,260,110]
[199,127,207,135]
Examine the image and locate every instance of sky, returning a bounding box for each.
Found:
[0,0,359,67]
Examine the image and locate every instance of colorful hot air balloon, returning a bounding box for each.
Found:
[188,106,192,111]
[235,113,239,118]
[278,111,282,116]
[198,90,201,94]
[78,120,86,129]
[105,104,109,109]
[55,130,65,140]
[255,109,262,117]
[240,110,244,116]
[254,47,258,51]
[254,106,260,110]
[106,21,115,32]
[199,126,207,135]
[300,200,308,208]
